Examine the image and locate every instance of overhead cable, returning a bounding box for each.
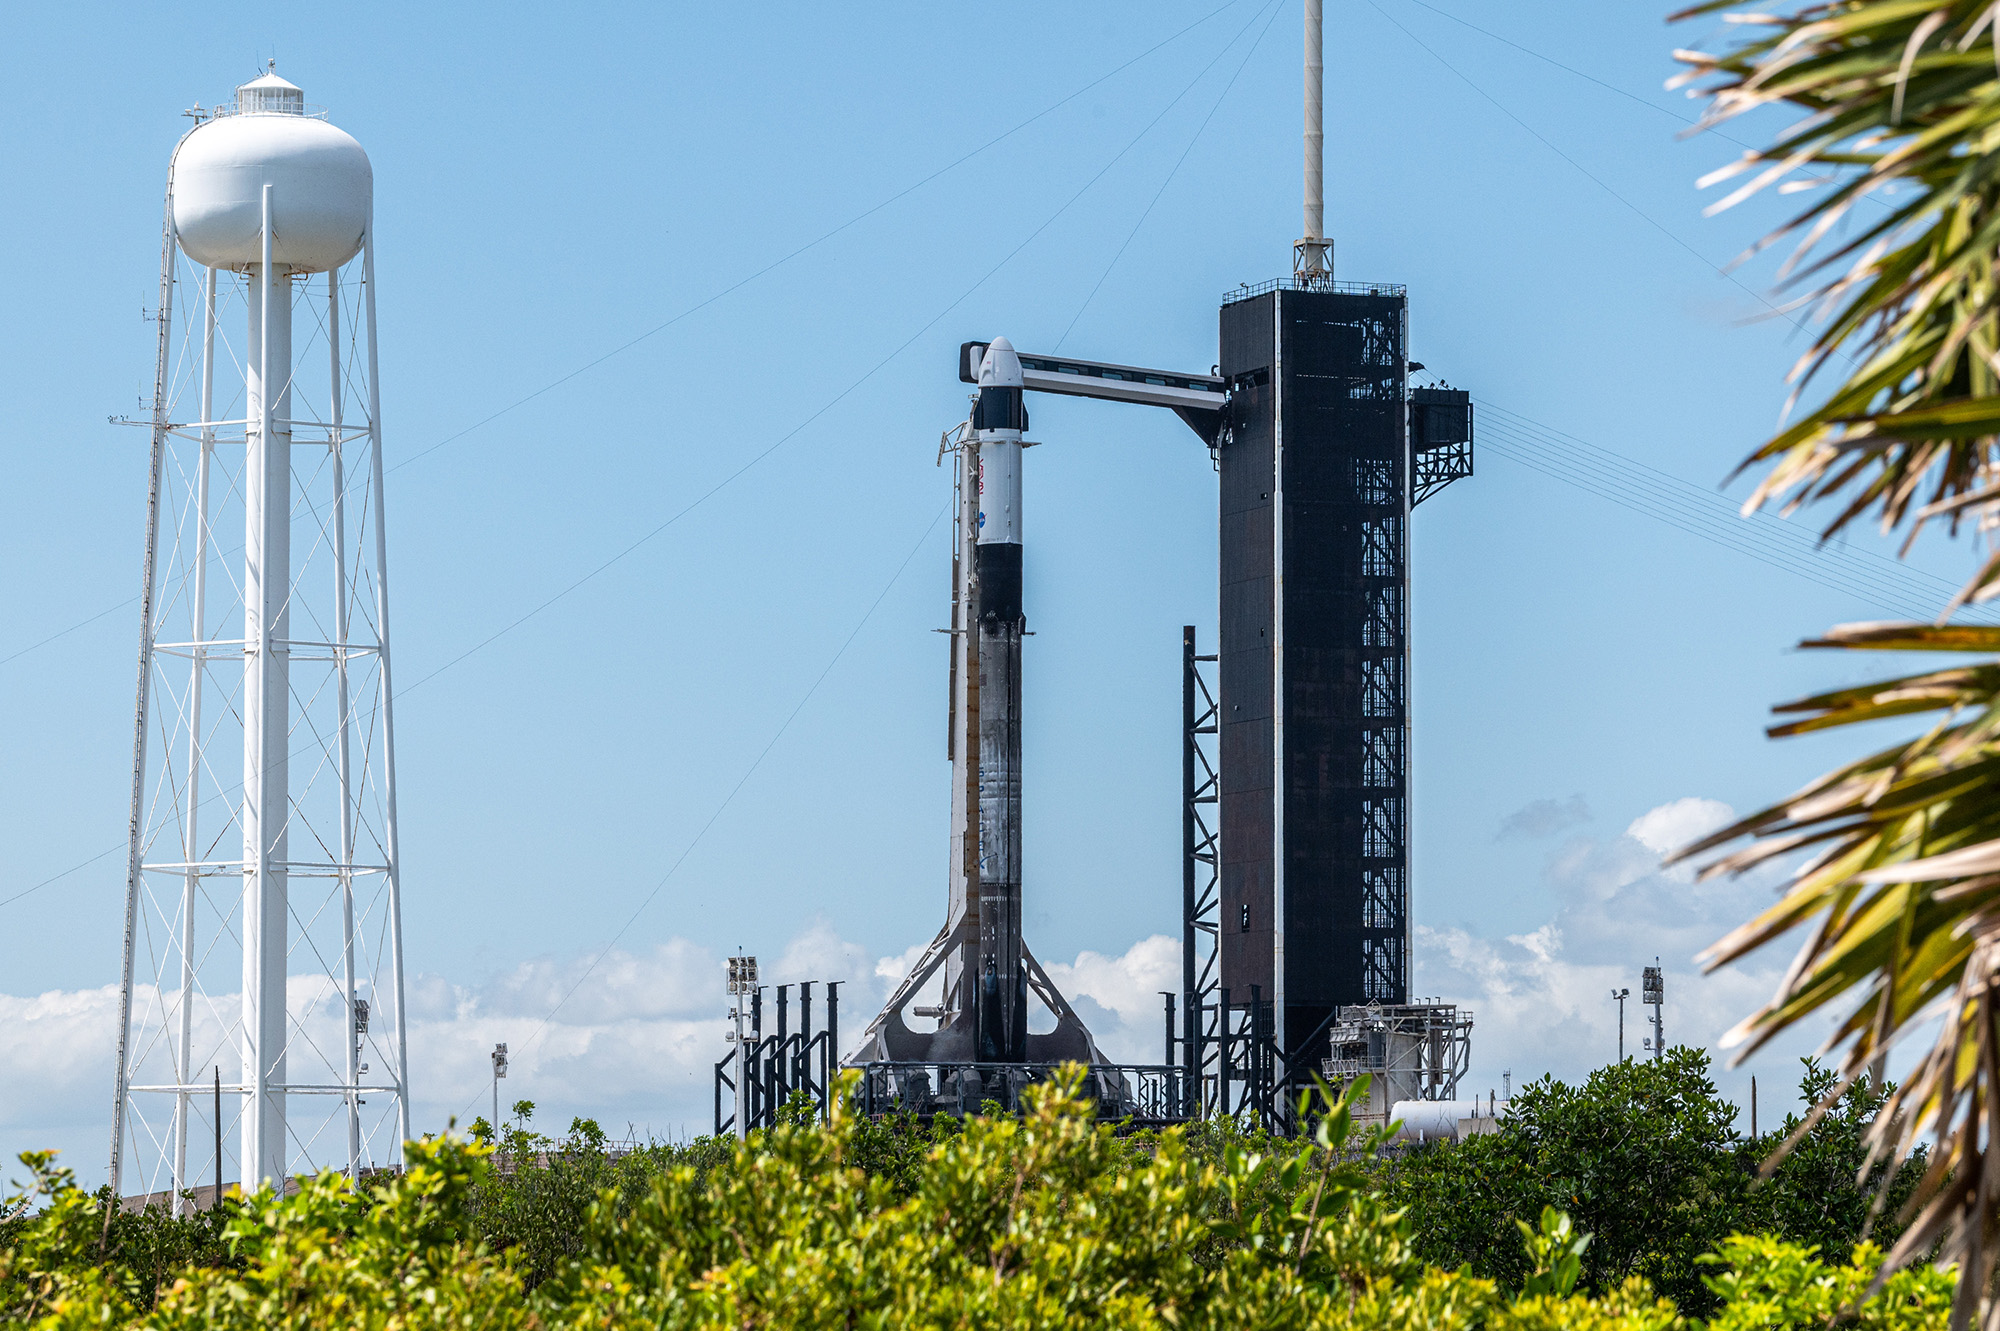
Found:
[2,30,1278,915]
[0,1,1251,676]
[1054,0,1287,351]
[458,501,950,1117]
[1476,400,1987,623]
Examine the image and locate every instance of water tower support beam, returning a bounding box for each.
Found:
[329,265,361,1182]
[173,266,218,1214]
[109,187,177,1202]
[364,231,413,1148]
[242,183,293,1190]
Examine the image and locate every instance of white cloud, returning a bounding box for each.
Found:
[1496,796,1592,841]
[4,804,1846,1190]
[772,918,876,993]
[1,915,1224,1195]
[0,985,121,1135]
[1419,795,1823,1108]
[1626,796,1734,860]
[1040,934,1181,1064]
[2,927,884,1189]
[874,940,929,989]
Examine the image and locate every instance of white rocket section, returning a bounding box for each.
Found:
[975,335,1023,546]
[977,333,1025,389]
[980,443,1024,547]
[977,442,1022,546]
[972,337,1025,1059]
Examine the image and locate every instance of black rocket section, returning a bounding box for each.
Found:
[976,544,1023,624]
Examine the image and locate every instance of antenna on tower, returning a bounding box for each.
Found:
[1294,0,1332,283]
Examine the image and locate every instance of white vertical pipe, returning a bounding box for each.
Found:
[361,232,412,1153]
[733,1005,748,1140]
[111,185,178,1200]
[243,184,291,1189]
[1304,0,1323,248]
[328,265,360,1181]
[173,265,217,1215]
[1398,301,1413,1003]
[1269,293,1286,1055]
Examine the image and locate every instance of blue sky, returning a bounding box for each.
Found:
[0,0,1970,1176]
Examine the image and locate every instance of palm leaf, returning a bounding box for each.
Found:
[1672,8,2000,1319]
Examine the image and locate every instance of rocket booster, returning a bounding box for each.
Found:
[974,338,1025,614]
[973,337,1027,1061]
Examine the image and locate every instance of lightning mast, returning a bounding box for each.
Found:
[1296,0,1331,281]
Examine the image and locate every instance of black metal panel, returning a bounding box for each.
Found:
[1221,295,1274,382]
[1217,294,1276,1004]
[1217,285,1409,1075]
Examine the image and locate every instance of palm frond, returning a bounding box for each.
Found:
[1675,8,2000,1320]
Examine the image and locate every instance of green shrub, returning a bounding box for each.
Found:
[0,1071,1961,1328]
[1381,1048,1923,1315]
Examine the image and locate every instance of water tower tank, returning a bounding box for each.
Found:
[172,65,371,273]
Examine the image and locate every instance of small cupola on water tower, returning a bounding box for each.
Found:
[235,62,306,116]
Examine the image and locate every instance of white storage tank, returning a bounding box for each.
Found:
[172,65,371,273]
[1389,1099,1509,1144]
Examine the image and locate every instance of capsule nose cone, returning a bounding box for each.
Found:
[978,336,1024,389]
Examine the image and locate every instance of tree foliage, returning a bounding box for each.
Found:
[1382,1048,1922,1315]
[0,1071,1961,1329]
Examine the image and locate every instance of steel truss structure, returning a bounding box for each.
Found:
[1179,628,1222,1116]
[1411,388,1474,507]
[852,1061,1186,1126]
[1321,1002,1472,1108]
[716,982,841,1136]
[110,165,408,1205]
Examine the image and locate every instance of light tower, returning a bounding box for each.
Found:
[1642,962,1665,1060]
[110,64,409,1203]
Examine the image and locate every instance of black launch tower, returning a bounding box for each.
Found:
[1212,279,1468,1076]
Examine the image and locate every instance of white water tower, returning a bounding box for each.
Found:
[111,63,409,1202]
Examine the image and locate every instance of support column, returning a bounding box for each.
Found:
[175,267,218,1213]
[242,186,292,1189]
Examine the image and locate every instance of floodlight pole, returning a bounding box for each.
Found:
[1642,962,1664,1062]
[1611,988,1629,1062]
[490,1043,507,1134]
[733,1000,748,1140]
[727,955,758,1140]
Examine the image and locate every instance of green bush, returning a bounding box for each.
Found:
[465,1105,732,1290]
[0,1071,1958,1329]
[1381,1048,1924,1315]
